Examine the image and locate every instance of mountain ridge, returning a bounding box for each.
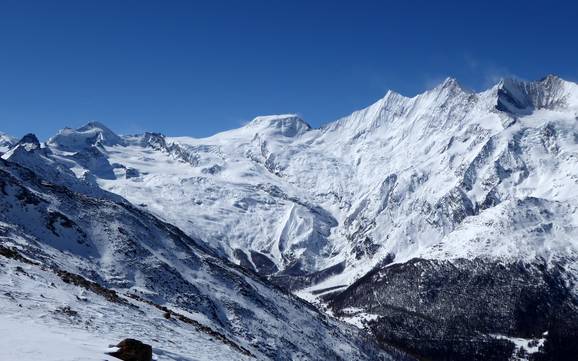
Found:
[4,75,578,282]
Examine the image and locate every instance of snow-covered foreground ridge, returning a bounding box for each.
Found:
[1,75,578,360]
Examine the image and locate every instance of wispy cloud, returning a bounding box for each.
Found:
[463,53,517,89]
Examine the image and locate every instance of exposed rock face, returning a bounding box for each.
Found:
[328,258,578,361]
[107,339,153,361]
[15,133,41,150]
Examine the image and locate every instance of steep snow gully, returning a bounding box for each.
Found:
[1,75,578,360]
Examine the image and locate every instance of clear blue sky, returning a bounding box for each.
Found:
[1,0,577,140]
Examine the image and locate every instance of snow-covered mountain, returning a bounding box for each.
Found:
[2,75,578,360]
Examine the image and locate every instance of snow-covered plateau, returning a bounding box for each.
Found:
[1,75,578,360]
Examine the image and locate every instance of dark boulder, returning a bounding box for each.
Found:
[107,338,153,361]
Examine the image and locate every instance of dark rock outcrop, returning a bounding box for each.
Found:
[107,339,153,361]
[15,133,41,150]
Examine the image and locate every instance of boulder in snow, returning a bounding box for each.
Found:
[107,338,152,361]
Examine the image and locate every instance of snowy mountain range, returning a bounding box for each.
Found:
[1,75,578,360]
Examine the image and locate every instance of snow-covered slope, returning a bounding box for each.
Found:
[0,157,399,360]
[0,256,255,361]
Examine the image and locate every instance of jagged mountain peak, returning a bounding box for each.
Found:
[15,133,41,150]
[417,77,474,106]
[48,121,124,151]
[433,76,470,94]
[1,133,43,162]
[539,73,564,84]
[379,77,467,102]
[141,131,168,149]
[441,76,459,86]
[327,75,578,138]
[325,78,476,135]
[77,120,117,133]
[381,89,406,102]
[370,77,468,108]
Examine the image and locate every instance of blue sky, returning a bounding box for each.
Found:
[1,0,577,140]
